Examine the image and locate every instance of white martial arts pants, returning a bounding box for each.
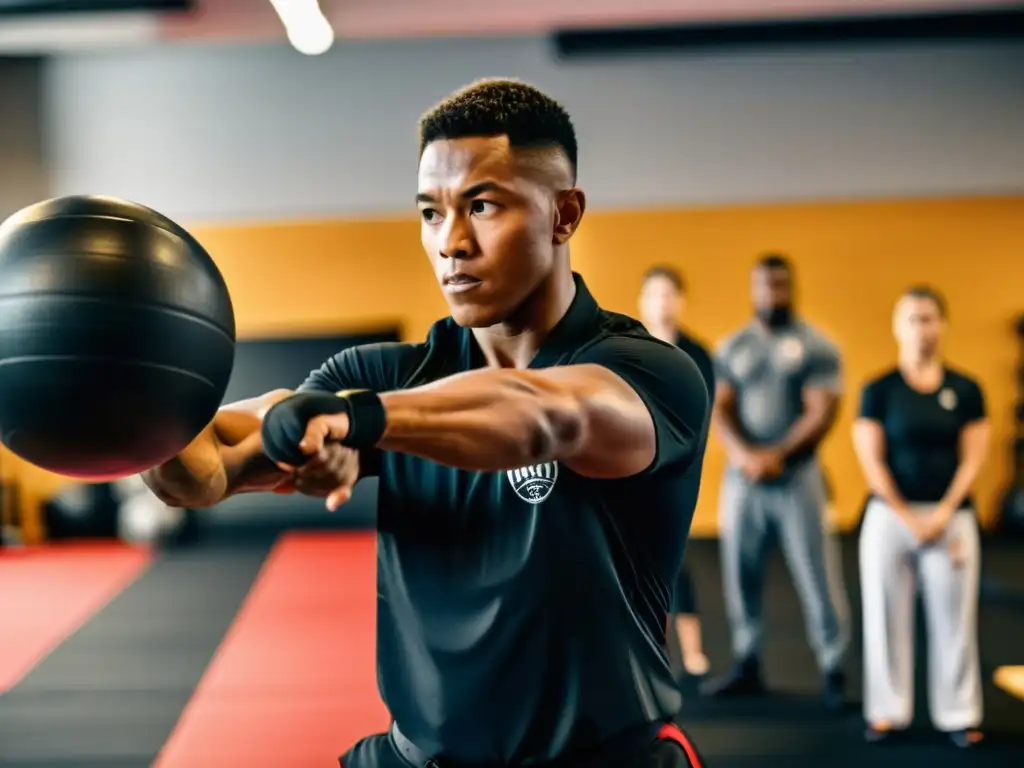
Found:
[859,499,983,731]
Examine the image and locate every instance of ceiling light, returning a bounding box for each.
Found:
[269,0,335,56]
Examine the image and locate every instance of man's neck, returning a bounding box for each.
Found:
[756,318,796,335]
[473,266,576,369]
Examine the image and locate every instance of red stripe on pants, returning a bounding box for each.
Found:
[657,723,705,768]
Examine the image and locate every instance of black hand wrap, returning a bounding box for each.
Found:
[260,389,387,466]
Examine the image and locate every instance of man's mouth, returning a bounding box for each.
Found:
[443,272,482,293]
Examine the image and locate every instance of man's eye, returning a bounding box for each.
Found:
[471,201,498,216]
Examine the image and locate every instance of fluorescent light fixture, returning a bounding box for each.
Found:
[0,11,159,53]
[269,0,335,56]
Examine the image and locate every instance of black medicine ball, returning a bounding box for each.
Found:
[0,195,236,480]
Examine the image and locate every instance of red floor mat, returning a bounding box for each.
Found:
[0,541,152,692]
[155,532,387,768]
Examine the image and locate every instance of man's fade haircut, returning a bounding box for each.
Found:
[755,252,793,274]
[643,265,686,294]
[418,78,578,182]
[901,284,948,319]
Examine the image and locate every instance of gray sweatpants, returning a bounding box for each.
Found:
[859,500,982,731]
[719,460,849,672]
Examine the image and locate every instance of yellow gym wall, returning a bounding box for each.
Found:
[6,196,1021,538]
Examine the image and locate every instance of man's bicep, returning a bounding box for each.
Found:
[804,340,843,392]
[576,337,710,475]
[802,384,840,425]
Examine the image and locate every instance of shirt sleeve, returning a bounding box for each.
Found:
[960,378,987,423]
[857,378,887,422]
[574,336,711,475]
[297,341,425,394]
[803,337,843,392]
[298,349,359,393]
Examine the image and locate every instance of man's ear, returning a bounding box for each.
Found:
[553,188,586,245]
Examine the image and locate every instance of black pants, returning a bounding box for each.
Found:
[339,723,705,768]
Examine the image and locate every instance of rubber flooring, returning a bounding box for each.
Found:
[0,516,1021,767]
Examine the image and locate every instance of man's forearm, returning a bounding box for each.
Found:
[776,390,840,458]
[777,412,833,459]
[378,368,585,472]
[142,427,227,508]
[143,427,284,508]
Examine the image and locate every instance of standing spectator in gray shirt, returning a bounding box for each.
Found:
[701,254,849,712]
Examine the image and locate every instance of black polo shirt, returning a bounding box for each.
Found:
[299,274,710,764]
[858,366,986,507]
[675,329,714,396]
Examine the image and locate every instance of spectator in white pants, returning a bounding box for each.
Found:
[852,286,990,749]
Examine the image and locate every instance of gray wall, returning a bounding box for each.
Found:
[42,38,1024,223]
[0,57,47,220]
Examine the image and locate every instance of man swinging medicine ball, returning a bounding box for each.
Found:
[143,79,711,768]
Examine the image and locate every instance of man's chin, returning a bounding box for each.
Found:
[449,303,504,329]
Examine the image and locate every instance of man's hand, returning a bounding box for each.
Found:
[275,413,357,511]
[736,447,785,482]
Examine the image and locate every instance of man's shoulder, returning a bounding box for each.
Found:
[794,322,840,356]
[593,307,650,338]
[584,309,691,362]
[714,323,757,359]
[339,340,431,382]
[299,324,446,393]
[576,313,709,411]
[343,316,463,389]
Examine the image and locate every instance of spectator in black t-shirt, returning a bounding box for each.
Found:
[852,286,990,749]
[639,265,714,680]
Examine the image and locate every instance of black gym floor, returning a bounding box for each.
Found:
[0,512,1021,768]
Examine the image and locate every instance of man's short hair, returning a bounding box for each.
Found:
[902,284,948,319]
[642,265,686,294]
[755,252,793,273]
[418,79,578,180]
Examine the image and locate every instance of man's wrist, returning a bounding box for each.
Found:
[261,390,386,466]
[335,389,387,450]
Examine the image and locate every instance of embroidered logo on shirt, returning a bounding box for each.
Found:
[507,462,559,504]
[938,388,958,411]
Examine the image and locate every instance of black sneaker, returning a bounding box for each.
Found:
[675,668,706,697]
[948,729,984,749]
[822,669,845,712]
[864,724,905,744]
[699,658,765,697]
